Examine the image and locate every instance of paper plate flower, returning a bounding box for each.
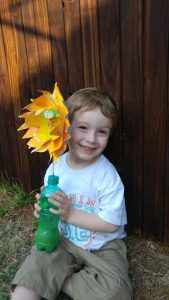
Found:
[18,83,70,162]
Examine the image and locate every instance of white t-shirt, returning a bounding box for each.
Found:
[44,152,127,250]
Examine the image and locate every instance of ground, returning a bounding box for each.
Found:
[0,201,169,299]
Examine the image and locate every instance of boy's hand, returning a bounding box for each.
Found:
[48,192,74,221]
[34,193,41,218]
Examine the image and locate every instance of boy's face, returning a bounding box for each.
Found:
[68,109,112,168]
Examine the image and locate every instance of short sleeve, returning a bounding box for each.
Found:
[97,167,127,226]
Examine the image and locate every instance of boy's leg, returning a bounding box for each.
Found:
[61,277,73,298]
[61,238,132,300]
[11,242,80,300]
[11,285,40,300]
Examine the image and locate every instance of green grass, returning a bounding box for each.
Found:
[0,177,35,219]
[0,177,36,299]
[0,222,29,298]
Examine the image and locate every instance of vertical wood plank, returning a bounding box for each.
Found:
[143,0,168,240]
[0,89,13,178]
[0,20,14,178]
[33,0,55,181]
[98,0,122,172]
[0,0,31,190]
[120,0,143,235]
[165,88,169,242]
[99,0,121,99]
[164,3,169,243]
[0,148,3,176]
[11,0,41,189]
[20,0,41,97]
[47,0,69,98]
[63,0,84,93]
[33,0,54,91]
[80,0,100,87]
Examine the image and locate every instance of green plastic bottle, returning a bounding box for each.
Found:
[35,175,61,253]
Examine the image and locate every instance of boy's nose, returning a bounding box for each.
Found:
[86,131,96,143]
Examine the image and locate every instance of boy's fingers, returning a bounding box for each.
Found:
[49,207,59,215]
[51,191,67,199]
[48,197,60,208]
[34,202,41,211]
[35,194,40,200]
[34,210,39,218]
[40,185,44,191]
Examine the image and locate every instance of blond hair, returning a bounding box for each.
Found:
[66,87,118,129]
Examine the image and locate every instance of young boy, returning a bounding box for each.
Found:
[11,88,132,300]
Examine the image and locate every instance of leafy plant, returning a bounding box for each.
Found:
[12,184,35,207]
[0,176,35,218]
[0,205,7,218]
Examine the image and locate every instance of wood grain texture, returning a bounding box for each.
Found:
[33,0,54,182]
[33,0,53,91]
[143,0,168,240]
[164,1,169,243]
[120,0,143,235]
[20,0,41,96]
[0,88,13,178]
[63,0,84,93]
[99,0,121,99]
[98,0,122,172]
[0,22,13,178]
[0,0,31,190]
[165,81,169,242]
[14,0,41,189]
[47,0,69,98]
[80,0,100,87]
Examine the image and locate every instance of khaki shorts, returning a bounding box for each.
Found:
[11,237,132,300]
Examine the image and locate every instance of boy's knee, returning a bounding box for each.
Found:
[110,279,132,300]
[11,285,40,300]
[72,271,132,300]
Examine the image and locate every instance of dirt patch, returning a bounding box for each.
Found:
[126,236,169,299]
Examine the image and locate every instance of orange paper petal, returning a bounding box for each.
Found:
[18,83,70,161]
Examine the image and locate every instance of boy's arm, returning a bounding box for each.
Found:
[66,208,119,233]
[48,191,118,233]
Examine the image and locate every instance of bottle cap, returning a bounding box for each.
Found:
[48,175,59,185]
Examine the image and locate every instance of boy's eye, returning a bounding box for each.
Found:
[98,130,107,134]
[78,126,87,130]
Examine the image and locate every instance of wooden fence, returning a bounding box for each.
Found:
[0,0,169,243]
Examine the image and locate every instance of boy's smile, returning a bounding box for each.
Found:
[67,109,112,168]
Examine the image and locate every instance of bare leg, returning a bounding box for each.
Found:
[62,277,73,299]
[11,285,40,300]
